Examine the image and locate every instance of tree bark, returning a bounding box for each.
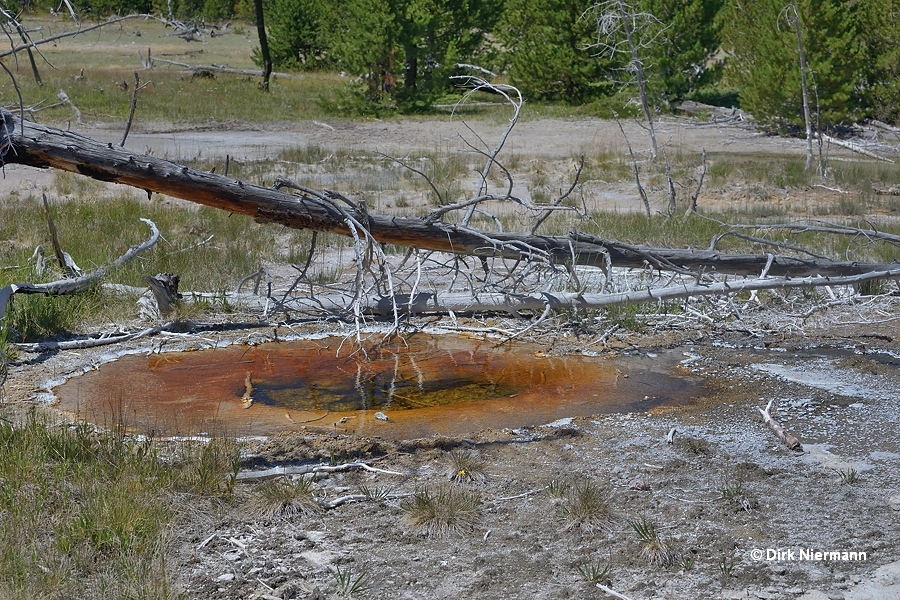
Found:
[617,0,657,160]
[2,108,896,279]
[252,0,272,91]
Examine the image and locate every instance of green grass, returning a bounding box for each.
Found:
[329,563,371,597]
[576,558,611,583]
[0,191,319,341]
[0,411,238,599]
[2,15,350,123]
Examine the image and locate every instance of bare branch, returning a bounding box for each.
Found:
[616,115,651,218]
[0,219,160,321]
[120,71,151,147]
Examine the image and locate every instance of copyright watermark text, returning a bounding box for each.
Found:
[749,548,868,562]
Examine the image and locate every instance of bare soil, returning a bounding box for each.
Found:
[0,113,862,216]
[2,116,899,599]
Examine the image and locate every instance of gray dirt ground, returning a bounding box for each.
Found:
[4,312,900,600]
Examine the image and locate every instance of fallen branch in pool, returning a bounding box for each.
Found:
[758,400,802,451]
[236,460,405,482]
[0,218,160,322]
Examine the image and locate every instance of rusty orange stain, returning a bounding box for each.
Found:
[54,334,702,439]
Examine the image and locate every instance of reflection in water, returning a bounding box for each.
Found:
[54,334,703,439]
[254,344,521,412]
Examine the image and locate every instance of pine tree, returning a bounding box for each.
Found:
[263,0,335,70]
[857,0,900,124]
[722,0,863,130]
[640,0,725,104]
[498,0,617,103]
[331,0,497,109]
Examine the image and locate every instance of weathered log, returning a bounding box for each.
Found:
[103,267,900,317]
[2,108,897,278]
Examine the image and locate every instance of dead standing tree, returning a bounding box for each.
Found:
[782,1,815,172]
[585,0,665,161]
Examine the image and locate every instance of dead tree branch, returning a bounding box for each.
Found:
[616,115,651,218]
[120,71,150,147]
[451,77,523,227]
[758,399,802,451]
[236,461,405,482]
[0,219,160,321]
[2,108,897,282]
[685,148,706,215]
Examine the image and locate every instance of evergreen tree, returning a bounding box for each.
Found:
[263,0,334,70]
[857,0,900,124]
[499,0,617,103]
[640,0,724,104]
[329,0,497,109]
[722,0,863,129]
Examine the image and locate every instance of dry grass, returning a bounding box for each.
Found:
[253,476,321,519]
[630,515,677,567]
[401,485,481,537]
[559,480,616,532]
[446,449,488,483]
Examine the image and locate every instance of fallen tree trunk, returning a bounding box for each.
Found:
[2,108,897,278]
[105,267,900,316]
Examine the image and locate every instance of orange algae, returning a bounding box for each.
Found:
[54,334,701,439]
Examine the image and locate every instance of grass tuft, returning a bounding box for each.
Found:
[329,563,370,597]
[546,479,570,499]
[446,449,488,483]
[630,514,677,567]
[358,484,393,502]
[254,476,321,518]
[836,467,860,485]
[559,480,616,532]
[401,485,481,537]
[576,558,611,583]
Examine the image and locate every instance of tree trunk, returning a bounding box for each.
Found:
[253,0,272,91]
[618,0,657,160]
[789,2,814,171]
[404,44,417,91]
[2,108,895,279]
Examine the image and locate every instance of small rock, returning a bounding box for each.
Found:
[889,494,900,511]
[216,573,235,582]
